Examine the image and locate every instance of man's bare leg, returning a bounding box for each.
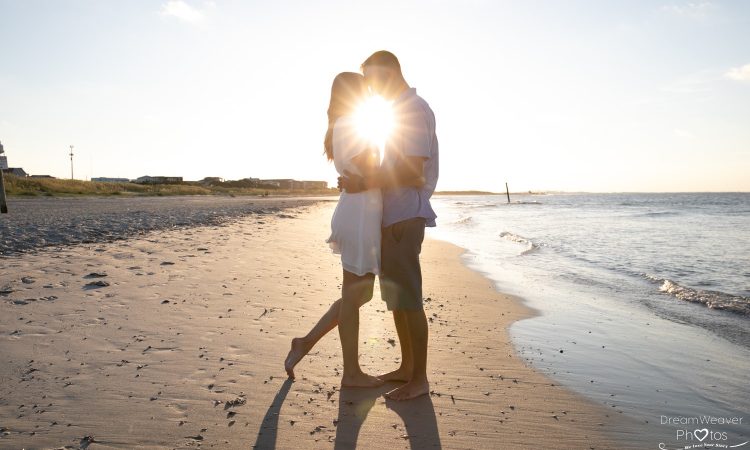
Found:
[385,308,429,400]
[339,271,383,387]
[285,298,342,378]
[379,310,413,381]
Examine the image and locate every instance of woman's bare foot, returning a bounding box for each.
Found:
[378,365,412,382]
[341,372,385,388]
[284,337,310,379]
[384,378,429,401]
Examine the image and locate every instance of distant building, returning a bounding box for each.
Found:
[29,175,55,179]
[135,176,183,184]
[260,179,328,190]
[1,141,9,170]
[92,177,129,183]
[199,177,224,185]
[221,177,260,188]
[260,179,293,189]
[302,180,328,190]
[237,177,261,186]
[2,168,28,177]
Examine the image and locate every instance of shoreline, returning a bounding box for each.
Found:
[1,201,645,448]
[418,239,650,449]
[427,194,749,447]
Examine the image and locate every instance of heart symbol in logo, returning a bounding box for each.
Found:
[694,428,709,442]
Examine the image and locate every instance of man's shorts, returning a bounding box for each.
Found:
[380,217,426,311]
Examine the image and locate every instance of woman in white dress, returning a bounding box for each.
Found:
[284,72,384,387]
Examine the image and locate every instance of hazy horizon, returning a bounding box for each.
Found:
[1,0,749,193]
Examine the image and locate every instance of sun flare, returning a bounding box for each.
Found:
[354,96,394,147]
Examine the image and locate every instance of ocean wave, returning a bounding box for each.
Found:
[451,202,495,209]
[511,201,542,205]
[499,231,539,255]
[645,275,750,316]
[637,211,681,217]
[453,216,475,226]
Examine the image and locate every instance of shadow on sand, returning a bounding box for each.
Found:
[253,380,441,449]
[252,378,294,449]
[334,383,442,449]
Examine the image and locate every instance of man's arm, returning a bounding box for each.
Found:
[378,155,426,189]
[339,155,425,193]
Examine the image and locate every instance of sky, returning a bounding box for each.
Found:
[1,0,749,192]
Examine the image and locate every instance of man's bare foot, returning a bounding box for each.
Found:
[384,378,429,401]
[341,372,385,388]
[284,337,310,379]
[378,366,412,382]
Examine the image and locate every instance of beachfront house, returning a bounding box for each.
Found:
[260,179,294,189]
[135,176,183,184]
[260,179,328,190]
[1,142,11,172]
[220,177,261,188]
[2,168,28,177]
[302,180,328,190]
[92,177,130,183]
[199,177,224,185]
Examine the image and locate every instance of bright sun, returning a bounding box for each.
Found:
[354,95,394,147]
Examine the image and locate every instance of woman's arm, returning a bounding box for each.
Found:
[341,153,425,193]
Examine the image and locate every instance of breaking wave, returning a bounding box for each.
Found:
[645,275,750,316]
[637,211,681,218]
[499,231,539,255]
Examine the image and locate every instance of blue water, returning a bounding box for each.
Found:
[431,193,750,341]
[429,193,750,445]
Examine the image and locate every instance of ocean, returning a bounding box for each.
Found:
[429,193,749,444]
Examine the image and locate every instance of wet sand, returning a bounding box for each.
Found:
[0,201,646,449]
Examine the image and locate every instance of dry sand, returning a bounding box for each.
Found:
[0,201,645,449]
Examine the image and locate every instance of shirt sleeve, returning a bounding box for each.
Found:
[400,103,432,159]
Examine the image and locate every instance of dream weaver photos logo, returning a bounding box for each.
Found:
[659,414,747,449]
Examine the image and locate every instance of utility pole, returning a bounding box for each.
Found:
[69,145,74,180]
[1,140,8,213]
[505,182,511,204]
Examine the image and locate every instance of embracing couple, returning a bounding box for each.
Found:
[284,50,439,401]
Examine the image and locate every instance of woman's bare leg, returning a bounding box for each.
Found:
[339,270,383,387]
[285,286,374,378]
[285,298,342,378]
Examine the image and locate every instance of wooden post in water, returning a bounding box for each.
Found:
[505,182,511,204]
[0,168,8,214]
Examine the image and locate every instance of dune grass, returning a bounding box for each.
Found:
[3,175,336,197]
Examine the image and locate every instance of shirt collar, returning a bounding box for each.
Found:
[393,87,416,104]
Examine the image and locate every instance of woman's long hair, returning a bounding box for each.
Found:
[324,72,368,161]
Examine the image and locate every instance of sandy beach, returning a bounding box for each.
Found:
[0,200,647,449]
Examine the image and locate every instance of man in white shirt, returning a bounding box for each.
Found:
[341,50,439,400]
